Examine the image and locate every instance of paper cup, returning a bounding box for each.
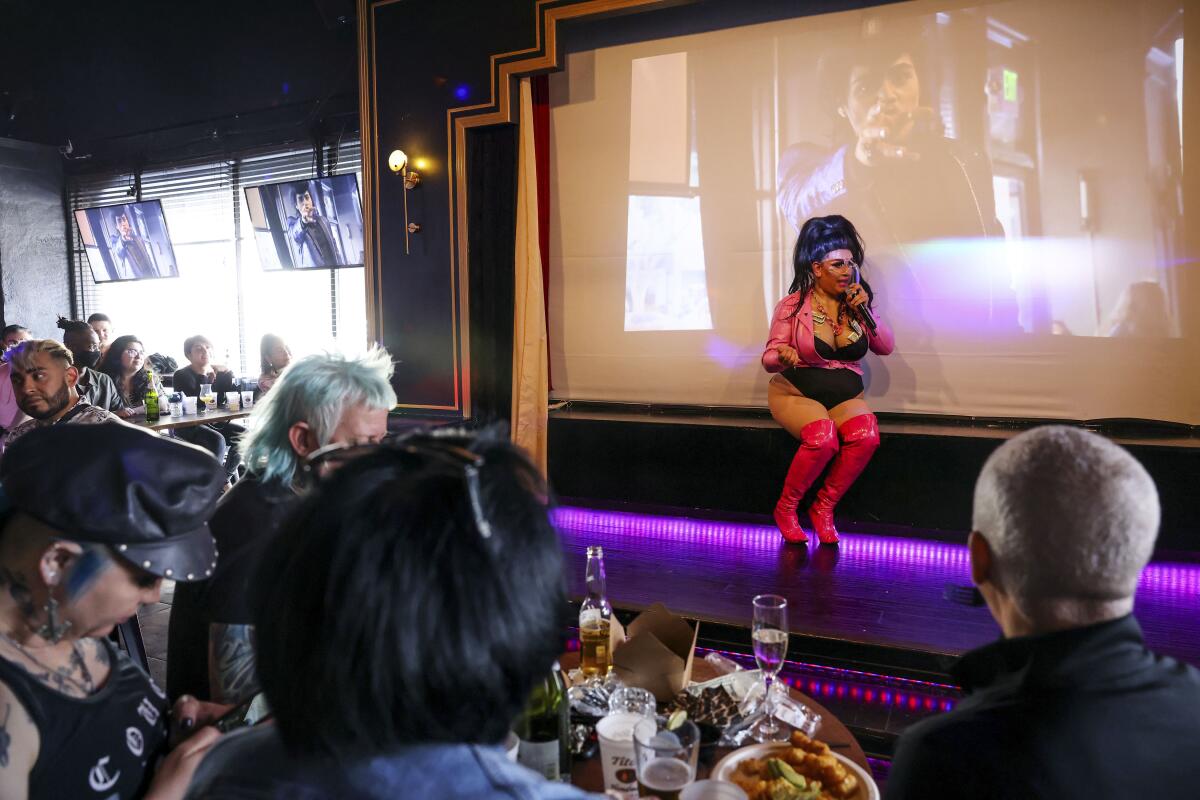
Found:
[181,396,197,415]
[596,711,643,797]
[241,390,254,408]
[503,730,520,763]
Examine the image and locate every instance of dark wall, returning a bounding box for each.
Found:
[0,138,70,336]
[364,0,536,417]
[1,0,358,169]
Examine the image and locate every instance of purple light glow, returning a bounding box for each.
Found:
[554,506,972,573]
[556,504,1200,667]
[555,505,1200,606]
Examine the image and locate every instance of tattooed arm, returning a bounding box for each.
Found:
[207,624,260,705]
[0,681,39,800]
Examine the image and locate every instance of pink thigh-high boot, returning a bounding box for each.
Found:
[774,419,839,544]
[807,413,880,545]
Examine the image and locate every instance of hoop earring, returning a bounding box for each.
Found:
[35,596,72,644]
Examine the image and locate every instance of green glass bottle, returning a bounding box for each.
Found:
[144,369,160,422]
[515,662,570,782]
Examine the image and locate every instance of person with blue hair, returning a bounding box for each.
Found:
[166,347,396,703]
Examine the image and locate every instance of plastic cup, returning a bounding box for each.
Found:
[633,718,700,798]
[241,390,254,409]
[681,780,749,800]
[596,711,644,797]
[608,686,657,718]
[181,396,197,415]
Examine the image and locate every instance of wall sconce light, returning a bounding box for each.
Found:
[388,149,422,253]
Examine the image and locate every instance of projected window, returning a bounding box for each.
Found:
[625,52,712,332]
[625,195,712,331]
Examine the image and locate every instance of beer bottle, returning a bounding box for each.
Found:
[515,662,570,782]
[579,546,613,678]
[144,369,160,422]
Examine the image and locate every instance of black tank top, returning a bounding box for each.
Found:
[0,639,169,799]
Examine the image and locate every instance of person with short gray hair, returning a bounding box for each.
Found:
[887,426,1200,800]
[167,348,396,703]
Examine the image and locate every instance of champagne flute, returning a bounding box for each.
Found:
[752,594,789,742]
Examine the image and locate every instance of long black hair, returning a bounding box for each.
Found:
[788,215,874,315]
[96,334,149,404]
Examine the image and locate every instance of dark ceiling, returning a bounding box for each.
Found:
[0,0,358,165]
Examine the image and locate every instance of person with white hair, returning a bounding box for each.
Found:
[887,426,1200,800]
[166,348,396,703]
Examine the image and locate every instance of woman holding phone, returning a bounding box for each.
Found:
[762,215,894,545]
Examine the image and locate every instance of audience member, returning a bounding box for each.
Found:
[56,317,131,417]
[88,312,113,356]
[172,335,237,401]
[184,427,596,800]
[98,334,152,408]
[0,361,22,436]
[0,327,30,434]
[256,333,291,395]
[2,340,122,454]
[0,424,231,800]
[2,324,31,353]
[887,426,1200,800]
[167,349,395,703]
[171,336,241,481]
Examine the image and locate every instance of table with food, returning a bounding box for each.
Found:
[526,563,878,800]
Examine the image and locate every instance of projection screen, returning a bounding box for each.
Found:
[548,0,1198,423]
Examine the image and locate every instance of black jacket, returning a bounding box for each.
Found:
[887,615,1200,799]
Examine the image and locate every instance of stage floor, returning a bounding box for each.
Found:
[557,506,1200,669]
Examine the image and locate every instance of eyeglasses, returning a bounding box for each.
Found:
[124,348,144,357]
[819,258,858,271]
[303,435,494,539]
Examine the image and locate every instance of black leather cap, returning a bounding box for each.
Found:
[0,423,224,581]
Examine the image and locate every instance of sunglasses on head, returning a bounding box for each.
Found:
[303,435,494,540]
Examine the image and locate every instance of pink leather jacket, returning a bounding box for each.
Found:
[762,291,895,376]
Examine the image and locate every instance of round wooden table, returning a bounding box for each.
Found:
[559,651,868,792]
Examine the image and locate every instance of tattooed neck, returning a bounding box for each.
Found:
[0,566,38,623]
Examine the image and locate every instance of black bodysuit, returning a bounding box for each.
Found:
[0,639,169,799]
[783,335,869,410]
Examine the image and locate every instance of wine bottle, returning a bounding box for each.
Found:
[515,662,570,782]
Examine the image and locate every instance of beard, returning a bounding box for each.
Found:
[23,383,72,421]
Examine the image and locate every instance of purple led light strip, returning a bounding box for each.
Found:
[554,506,1200,599]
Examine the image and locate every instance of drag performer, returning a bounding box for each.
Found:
[763,215,894,545]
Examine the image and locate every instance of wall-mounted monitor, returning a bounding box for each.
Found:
[74,200,179,283]
[244,174,364,270]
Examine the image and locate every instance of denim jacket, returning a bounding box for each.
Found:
[186,725,603,800]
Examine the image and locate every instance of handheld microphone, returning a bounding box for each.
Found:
[849,266,878,335]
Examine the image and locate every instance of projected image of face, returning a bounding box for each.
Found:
[295,190,315,221]
[115,214,133,240]
[842,54,921,165]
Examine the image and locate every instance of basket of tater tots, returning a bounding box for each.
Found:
[710,731,879,800]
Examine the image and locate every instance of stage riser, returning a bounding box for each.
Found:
[548,417,1200,552]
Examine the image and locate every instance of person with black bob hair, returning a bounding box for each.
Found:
[762,215,894,546]
[185,427,599,799]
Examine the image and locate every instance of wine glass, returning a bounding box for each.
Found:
[751,593,789,742]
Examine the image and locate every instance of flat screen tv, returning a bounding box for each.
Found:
[244,174,364,270]
[74,200,180,283]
